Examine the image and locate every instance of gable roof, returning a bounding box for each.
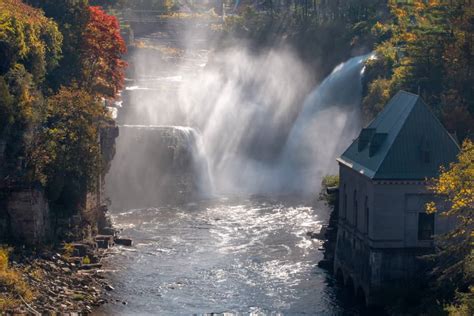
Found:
[337,91,460,180]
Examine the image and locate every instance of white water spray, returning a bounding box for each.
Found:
[106,31,371,207]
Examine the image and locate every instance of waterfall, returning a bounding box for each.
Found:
[181,52,372,195]
[107,47,372,206]
[173,126,214,197]
[105,125,213,210]
[277,54,372,194]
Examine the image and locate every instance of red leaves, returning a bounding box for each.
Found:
[81,6,127,99]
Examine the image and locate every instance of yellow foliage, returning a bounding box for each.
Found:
[0,247,9,271]
[0,247,35,310]
[63,243,74,258]
[82,255,91,265]
[0,0,62,81]
[426,139,474,236]
[401,32,417,43]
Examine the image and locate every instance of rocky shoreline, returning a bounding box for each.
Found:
[2,235,132,315]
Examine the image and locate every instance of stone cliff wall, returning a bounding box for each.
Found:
[0,125,118,245]
[5,187,51,245]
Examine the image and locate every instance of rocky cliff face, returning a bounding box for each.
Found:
[0,125,118,246]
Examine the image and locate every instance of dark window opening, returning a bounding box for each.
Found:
[365,196,369,234]
[418,213,434,240]
[353,190,358,228]
[342,184,347,219]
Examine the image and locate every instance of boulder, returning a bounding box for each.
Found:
[71,243,88,257]
[95,235,114,248]
[114,238,133,246]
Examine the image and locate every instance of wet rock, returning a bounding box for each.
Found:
[114,237,133,246]
[62,267,72,274]
[100,227,117,236]
[71,243,89,257]
[95,235,114,249]
[318,259,333,270]
[79,263,103,270]
[96,239,109,249]
[104,284,114,291]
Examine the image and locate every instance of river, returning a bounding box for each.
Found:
[99,16,364,315]
[96,197,359,315]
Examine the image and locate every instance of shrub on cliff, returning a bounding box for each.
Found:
[319,175,339,208]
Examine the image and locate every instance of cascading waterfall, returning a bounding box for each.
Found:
[106,45,372,207]
[276,54,373,194]
[174,126,214,197]
[106,125,212,209]
[180,51,372,195]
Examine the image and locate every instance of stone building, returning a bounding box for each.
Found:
[333,91,460,304]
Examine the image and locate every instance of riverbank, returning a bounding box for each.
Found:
[1,236,132,314]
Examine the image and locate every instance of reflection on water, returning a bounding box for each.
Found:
[95,197,359,315]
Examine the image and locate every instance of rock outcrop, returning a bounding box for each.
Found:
[0,125,118,246]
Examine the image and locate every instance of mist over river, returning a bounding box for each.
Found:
[101,16,369,315]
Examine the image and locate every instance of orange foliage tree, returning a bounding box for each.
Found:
[81,6,127,99]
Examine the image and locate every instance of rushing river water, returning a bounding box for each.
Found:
[100,16,369,315]
[96,197,358,315]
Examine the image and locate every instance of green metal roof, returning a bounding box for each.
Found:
[338,91,460,180]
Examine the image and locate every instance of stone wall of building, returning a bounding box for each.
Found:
[334,164,456,305]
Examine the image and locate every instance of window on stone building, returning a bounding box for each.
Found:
[342,184,347,219]
[365,196,369,234]
[418,213,434,240]
[353,190,358,228]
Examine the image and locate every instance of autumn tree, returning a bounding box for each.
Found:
[30,87,112,213]
[81,6,127,98]
[84,5,127,99]
[425,140,474,313]
[0,0,62,180]
[363,1,474,138]
[25,1,127,99]
[25,0,90,92]
[0,0,62,82]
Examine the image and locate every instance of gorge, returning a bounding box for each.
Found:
[101,15,372,314]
